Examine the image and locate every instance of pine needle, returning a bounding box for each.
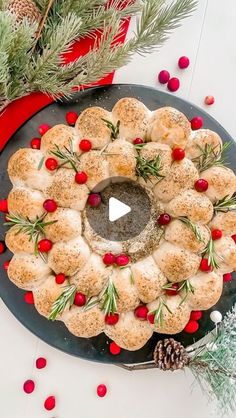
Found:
[213,195,236,214]
[49,284,76,320]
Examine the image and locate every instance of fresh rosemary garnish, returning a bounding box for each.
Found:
[100,277,119,315]
[179,217,204,242]
[51,139,80,171]
[49,284,77,321]
[38,156,45,170]
[101,118,120,140]
[135,154,164,182]
[201,238,220,270]
[151,298,172,327]
[213,195,236,213]
[4,213,57,256]
[178,280,195,305]
[192,142,230,172]
[83,296,100,312]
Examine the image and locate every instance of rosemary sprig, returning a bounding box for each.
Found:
[83,296,100,312]
[49,284,77,321]
[178,280,195,305]
[213,195,236,213]
[100,277,119,315]
[4,213,57,256]
[201,238,220,270]
[151,298,172,327]
[101,118,120,140]
[38,156,45,170]
[192,142,230,172]
[135,154,164,183]
[179,217,204,242]
[50,139,80,171]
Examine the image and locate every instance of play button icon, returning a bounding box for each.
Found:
[109,197,131,222]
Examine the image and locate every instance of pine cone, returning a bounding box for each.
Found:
[153,338,189,371]
[7,0,41,24]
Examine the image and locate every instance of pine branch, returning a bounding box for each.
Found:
[178,217,204,242]
[192,142,231,172]
[49,284,76,320]
[213,195,236,214]
[135,153,164,182]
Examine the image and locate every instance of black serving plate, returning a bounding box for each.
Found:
[0,84,235,364]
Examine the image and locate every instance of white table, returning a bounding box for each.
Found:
[0,1,235,417]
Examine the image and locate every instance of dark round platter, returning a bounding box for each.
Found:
[0,84,235,364]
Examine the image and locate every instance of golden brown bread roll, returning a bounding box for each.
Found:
[80,150,110,191]
[185,129,222,160]
[106,139,137,180]
[8,253,51,290]
[75,107,112,149]
[62,305,105,338]
[41,124,78,155]
[112,98,149,141]
[164,219,210,253]
[33,275,69,319]
[187,272,223,310]
[44,208,81,242]
[8,187,45,219]
[200,166,236,202]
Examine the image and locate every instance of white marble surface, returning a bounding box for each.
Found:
[0,1,235,417]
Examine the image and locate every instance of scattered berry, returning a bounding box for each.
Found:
[134,305,148,320]
[191,116,203,130]
[87,193,101,207]
[3,260,10,270]
[133,138,144,145]
[223,273,232,282]
[200,258,212,272]
[66,111,78,126]
[194,178,208,192]
[23,380,35,394]
[231,234,236,243]
[24,291,34,304]
[147,313,155,324]
[45,157,58,171]
[0,199,8,213]
[103,252,116,265]
[74,292,86,307]
[211,229,222,240]
[157,213,171,226]
[167,77,180,92]
[43,199,57,213]
[44,396,56,411]
[0,241,6,254]
[190,310,202,321]
[205,95,215,106]
[75,171,88,184]
[115,254,130,266]
[172,147,185,161]
[79,139,92,152]
[158,70,170,84]
[105,313,119,325]
[38,239,53,253]
[55,273,66,285]
[178,56,190,69]
[109,341,121,355]
[30,137,41,149]
[97,384,107,398]
[184,320,199,334]
[36,357,47,369]
[38,124,51,136]
[165,283,179,296]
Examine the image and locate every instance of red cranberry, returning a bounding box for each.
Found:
[105,313,119,325]
[223,273,232,282]
[178,56,190,69]
[74,292,86,306]
[79,139,92,152]
[38,239,53,253]
[38,124,51,136]
[205,95,215,105]
[0,199,8,213]
[165,283,179,296]
[97,384,107,398]
[134,305,148,320]
[231,234,236,243]
[158,70,170,84]
[0,241,6,254]
[133,138,144,145]
[191,116,203,130]
[200,258,212,272]
[75,171,88,184]
[43,199,57,213]
[55,273,66,285]
[30,137,41,149]
[167,77,180,92]
[172,148,185,161]
[45,157,58,171]
[103,253,116,265]
[115,254,130,266]
[66,111,78,126]
[157,213,171,226]
[109,341,121,355]
[184,320,199,334]
[194,179,208,192]
[87,193,101,207]
[23,380,35,394]
[44,396,56,411]
[147,313,155,324]
[190,311,202,321]
[36,357,47,369]
[3,260,10,270]
[211,229,222,240]
[24,291,34,304]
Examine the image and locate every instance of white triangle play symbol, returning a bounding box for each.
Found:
[109,197,131,222]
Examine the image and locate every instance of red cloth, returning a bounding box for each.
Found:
[0,18,130,151]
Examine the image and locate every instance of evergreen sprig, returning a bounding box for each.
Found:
[49,284,77,320]
[178,217,204,242]
[213,195,236,214]
[192,142,231,172]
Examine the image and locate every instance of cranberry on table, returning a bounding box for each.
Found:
[157,213,171,226]
[184,320,199,334]
[44,395,56,411]
[134,305,148,320]
[38,124,51,136]
[103,252,116,265]
[97,384,107,398]
[231,234,236,243]
[79,139,92,152]
[105,313,119,325]
[43,199,57,213]
[45,157,58,171]
[36,357,47,369]
[75,171,88,184]
[165,283,179,296]
[172,147,185,161]
[178,56,190,69]
[24,291,34,304]
[109,341,121,355]
[133,138,144,145]
[0,241,6,254]
[200,258,212,272]
[158,70,170,84]
[190,116,203,130]
[211,229,222,240]
[87,193,101,207]
[0,199,8,213]
[23,379,35,394]
[3,260,10,270]
[66,111,78,126]
[205,95,215,105]
[223,273,232,282]
[194,178,208,192]
[38,239,53,253]
[190,310,202,321]
[30,137,41,149]
[167,77,180,92]
[74,292,86,307]
[115,253,130,266]
[147,313,155,324]
[55,273,66,285]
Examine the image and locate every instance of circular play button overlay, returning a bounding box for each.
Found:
[86,178,152,242]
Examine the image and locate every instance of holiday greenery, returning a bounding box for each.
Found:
[0,0,197,112]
